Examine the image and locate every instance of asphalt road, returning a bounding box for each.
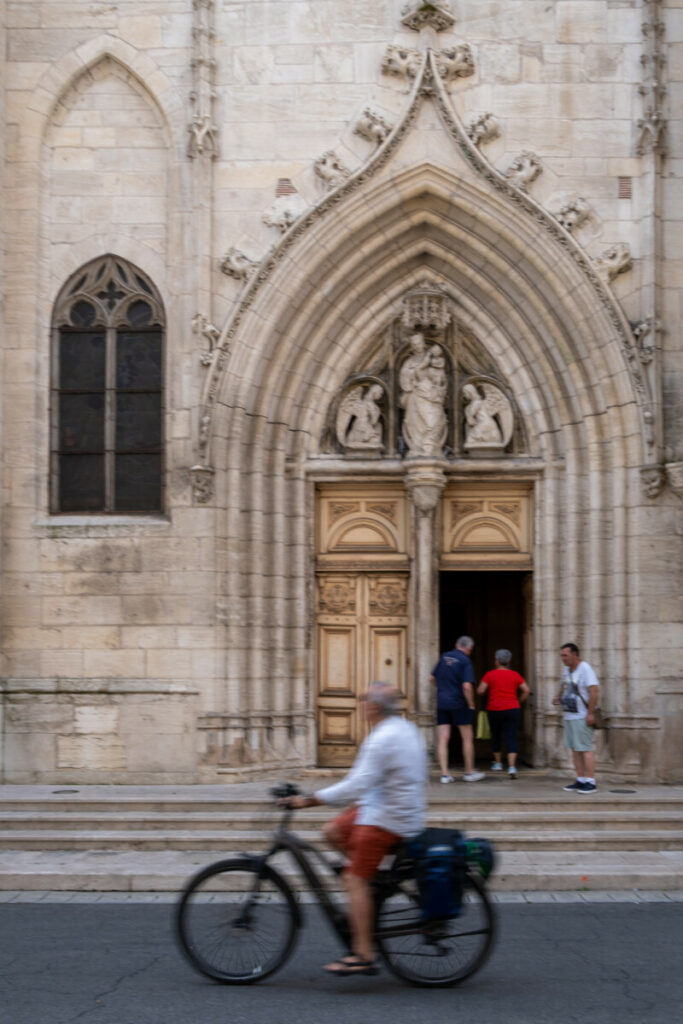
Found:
[1,898,681,1024]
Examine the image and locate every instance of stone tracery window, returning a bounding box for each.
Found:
[51,255,164,513]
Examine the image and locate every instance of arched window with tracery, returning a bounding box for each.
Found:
[51,255,164,513]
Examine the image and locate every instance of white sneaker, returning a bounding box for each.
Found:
[440,774,454,784]
[463,771,485,782]
[491,762,503,771]
[508,765,517,777]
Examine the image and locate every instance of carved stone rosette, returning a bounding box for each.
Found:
[187,0,218,159]
[435,45,475,83]
[382,44,422,82]
[401,1,455,33]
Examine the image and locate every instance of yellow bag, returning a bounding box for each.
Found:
[476,711,491,741]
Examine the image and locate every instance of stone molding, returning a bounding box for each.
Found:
[637,0,666,156]
[401,1,455,33]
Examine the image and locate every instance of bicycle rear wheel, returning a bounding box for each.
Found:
[176,857,299,984]
[375,872,494,987]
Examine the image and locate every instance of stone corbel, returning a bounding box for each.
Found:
[401,1,455,33]
[665,462,683,497]
[464,113,501,147]
[353,108,393,147]
[640,464,664,499]
[505,151,542,191]
[594,243,633,284]
[220,248,258,281]
[191,464,215,504]
[405,465,447,516]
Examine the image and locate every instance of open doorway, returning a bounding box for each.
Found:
[438,570,534,767]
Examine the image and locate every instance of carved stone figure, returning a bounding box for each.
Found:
[192,312,220,366]
[220,248,258,281]
[640,465,664,499]
[505,151,542,191]
[435,45,475,82]
[399,334,448,457]
[314,150,351,190]
[465,113,501,146]
[554,197,591,233]
[401,1,455,32]
[336,383,384,451]
[354,108,393,146]
[462,381,514,452]
[594,243,633,283]
[263,191,307,233]
[382,45,422,81]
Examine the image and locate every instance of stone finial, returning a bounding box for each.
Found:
[640,464,664,499]
[354,108,393,147]
[435,45,475,83]
[220,248,258,281]
[464,112,501,147]
[382,44,422,81]
[553,197,591,233]
[594,243,633,283]
[401,1,455,33]
[314,150,351,191]
[505,151,543,191]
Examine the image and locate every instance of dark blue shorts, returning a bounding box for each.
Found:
[437,707,474,727]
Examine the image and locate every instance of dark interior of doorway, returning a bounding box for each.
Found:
[438,570,533,768]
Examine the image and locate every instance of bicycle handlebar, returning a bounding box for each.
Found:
[269,782,301,801]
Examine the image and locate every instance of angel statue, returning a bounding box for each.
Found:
[336,383,384,452]
[462,381,514,451]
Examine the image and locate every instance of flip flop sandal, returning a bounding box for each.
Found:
[323,955,380,976]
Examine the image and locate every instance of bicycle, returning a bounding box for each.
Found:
[175,782,496,988]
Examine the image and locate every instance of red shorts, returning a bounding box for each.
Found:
[330,806,400,881]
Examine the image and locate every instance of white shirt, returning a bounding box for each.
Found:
[561,660,599,720]
[315,715,427,837]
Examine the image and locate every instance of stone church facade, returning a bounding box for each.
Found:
[1,1,681,783]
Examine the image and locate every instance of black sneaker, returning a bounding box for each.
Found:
[577,782,597,794]
[563,780,581,791]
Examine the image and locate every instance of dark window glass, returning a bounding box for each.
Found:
[116,331,161,389]
[126,300,153,328]
[115,393,162,451]
[115,454,162,511]
[60,331,105,389]
[59,393,105,451]
[59,455,105,511]
[70,300,96,327]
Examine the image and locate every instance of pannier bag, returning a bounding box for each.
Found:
[409,828,496,921]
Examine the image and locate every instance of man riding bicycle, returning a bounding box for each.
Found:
[282,681,427,976]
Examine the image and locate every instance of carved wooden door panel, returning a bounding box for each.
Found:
[316,573,409,767]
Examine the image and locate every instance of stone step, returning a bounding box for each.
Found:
[2,828,682,852]
[1,848,682,893]
[2,809,683,832]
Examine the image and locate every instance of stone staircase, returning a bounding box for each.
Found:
[1,777,682,892]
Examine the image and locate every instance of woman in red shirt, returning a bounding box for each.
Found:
[477,649,530,778]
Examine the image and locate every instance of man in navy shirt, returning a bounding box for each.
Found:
[431,635,485,783]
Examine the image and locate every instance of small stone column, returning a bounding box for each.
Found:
[405,462,447,740]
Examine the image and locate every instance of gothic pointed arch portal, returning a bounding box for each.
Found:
[203,55,645,774]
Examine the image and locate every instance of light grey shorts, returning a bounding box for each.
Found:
[564,717,594,752]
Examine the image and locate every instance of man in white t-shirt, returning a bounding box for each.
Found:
[281,681,427,976]
[553,642,600,794]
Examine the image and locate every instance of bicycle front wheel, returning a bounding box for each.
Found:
[176,857,299,984]
[375,872,495,987]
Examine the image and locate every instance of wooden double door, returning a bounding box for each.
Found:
[316,572,409,766]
